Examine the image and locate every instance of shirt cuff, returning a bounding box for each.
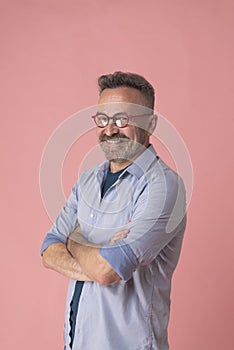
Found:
[99,241,138,281]
[40,233,67,255]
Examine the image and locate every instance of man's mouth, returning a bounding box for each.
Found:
[106,139,122,144]
[102,138,130,147]
[100,135,130,144]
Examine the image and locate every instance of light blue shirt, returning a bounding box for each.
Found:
[41,145,187,350]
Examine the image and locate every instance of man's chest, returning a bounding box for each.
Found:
[76,174,142,244]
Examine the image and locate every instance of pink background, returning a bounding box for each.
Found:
[1,0,234,349]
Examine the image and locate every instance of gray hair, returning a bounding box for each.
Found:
[98,71,155,110]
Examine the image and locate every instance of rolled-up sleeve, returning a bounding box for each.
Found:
[99,172,186,281]
[40,183,79,255]
[99,243,139,281]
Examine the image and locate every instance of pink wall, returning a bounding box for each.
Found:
[1,0,234,349]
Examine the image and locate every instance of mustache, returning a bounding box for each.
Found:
[99,134,130,142]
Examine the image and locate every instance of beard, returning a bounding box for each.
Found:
[99,133,147,163]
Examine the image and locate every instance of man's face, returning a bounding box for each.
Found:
[96,87,154,163]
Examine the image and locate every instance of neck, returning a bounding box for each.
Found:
[109,143,150,173]
[109,159,133,173]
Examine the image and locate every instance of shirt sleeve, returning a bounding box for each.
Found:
[40,182,79,255]
[99,171,187,281]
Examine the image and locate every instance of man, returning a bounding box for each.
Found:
[41,72,187,350]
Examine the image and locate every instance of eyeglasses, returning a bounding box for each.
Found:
[91,112,152,128]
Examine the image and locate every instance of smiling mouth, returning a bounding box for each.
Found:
[103,139,130,146]
[106,139,122,143]
[102,137,130,142]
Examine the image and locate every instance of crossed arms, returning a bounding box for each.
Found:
[41,171,186,286]
[42,227,129,285]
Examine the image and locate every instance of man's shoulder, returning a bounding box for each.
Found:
[154,157,180,180]
[148,157,186,199]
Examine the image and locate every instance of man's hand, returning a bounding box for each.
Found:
[109,228,129,245]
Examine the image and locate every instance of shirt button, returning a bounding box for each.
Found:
[64,206,70,213]
[90,213,94,218]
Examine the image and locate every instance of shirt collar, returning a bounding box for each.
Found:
[126,145,158,179]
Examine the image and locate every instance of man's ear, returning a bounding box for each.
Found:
[148,114,157,135]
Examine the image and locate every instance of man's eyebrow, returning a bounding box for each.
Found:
[95,111,127,116]
[95,111,112,116]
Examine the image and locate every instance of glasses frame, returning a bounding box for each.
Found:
[91,112,153,128]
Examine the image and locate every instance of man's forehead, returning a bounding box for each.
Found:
[97,102,151,115]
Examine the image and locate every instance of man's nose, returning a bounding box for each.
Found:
[104,121,119,136]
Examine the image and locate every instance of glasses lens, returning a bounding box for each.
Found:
[114,113,128,128]
[95,114,108,127]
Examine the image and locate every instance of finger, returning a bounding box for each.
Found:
[112,229,128,239]
[110,230,129,245]
[117,229,129,236]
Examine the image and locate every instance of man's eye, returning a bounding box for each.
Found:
[98,116,108,124]
[119,116,128,122]
[116,115,128,126]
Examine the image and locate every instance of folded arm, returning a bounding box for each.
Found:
[42,242,92,281]
[67,228,129,285]
[41,225,129,284]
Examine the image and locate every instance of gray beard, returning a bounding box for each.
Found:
[100,140,146,163]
